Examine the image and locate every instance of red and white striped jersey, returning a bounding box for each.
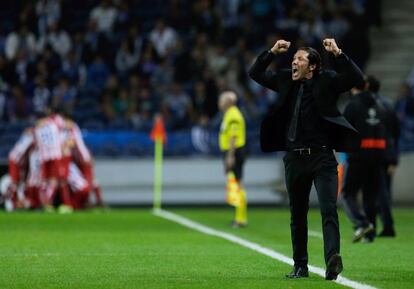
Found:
[34,117,62,161]
[71,122,92,163]
[8,128,34,164]
[26,148,42,188]
[50,113,66,129]
[68,163,89,193]
[60,122,75,158]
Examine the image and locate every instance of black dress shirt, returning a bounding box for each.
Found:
[287,79,332,150]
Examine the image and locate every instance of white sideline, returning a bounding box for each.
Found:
[153,209,379,289]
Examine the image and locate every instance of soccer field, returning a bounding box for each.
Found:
[0,208,413,289]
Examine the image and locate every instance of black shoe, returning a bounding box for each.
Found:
[286,266,309,278]
[325,254,343,280]
[362,236,374,243]
[230,221,247,228]
[378,229,396,237]
[352,224,374,243]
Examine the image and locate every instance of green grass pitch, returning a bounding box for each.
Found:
[0,208,413,289]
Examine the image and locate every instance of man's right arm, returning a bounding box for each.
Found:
[248,51,279,91]
[248,39,291,91]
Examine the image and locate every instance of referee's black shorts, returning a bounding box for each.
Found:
[223,147,246,181]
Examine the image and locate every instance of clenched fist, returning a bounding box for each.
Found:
[270,40,291,55]
[323,38,342,56]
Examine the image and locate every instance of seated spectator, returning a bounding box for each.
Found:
[0,54,19,87]
[191,80,217,122]
[150,58,173,96]
[90,0,118,34]
[34,58,55,88]
[206,44,229,75]
[0,89,7,122]
[102,74,120,102]
[14,50,36,89]
[36,0,61,37]
[131,87,157,131]
[60,51,86,86]
[37,20,72,58]
[5,25,37,61]
[113,88,133,121]
[86,54,110,92]
[217,0,245,46]
[7,85,33,122]
[172,38,192,83]
[32,76,51,115]
[115,39,139,83]
[128,74,141,98]
[51,77,77,115]
[191,0,220,38]
[298,12,326,48]
[39,45,62,85]
[149,18,178,58]
[100,91,115,123]
[137,45,159,84]
[328,11,350,41]
[406,66,414,95]
[395,83,414,122]
[114,0,130,36]
[395,83,414,151]
[161,82,193,130]
[83,20,101,61]
[188,48,208,81]
[127,24,145,63]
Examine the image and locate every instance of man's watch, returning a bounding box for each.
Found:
[335,49,343,57]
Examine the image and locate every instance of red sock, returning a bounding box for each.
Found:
[59,183,72,207]
[44,183,58,205]
[72,190,90,209]
[8,186,18,208]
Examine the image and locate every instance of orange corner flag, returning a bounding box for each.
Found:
[150,115,167,144]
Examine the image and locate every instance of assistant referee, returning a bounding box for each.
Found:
[218,91,247,228]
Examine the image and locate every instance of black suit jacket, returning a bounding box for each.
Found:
[248,51,364,152]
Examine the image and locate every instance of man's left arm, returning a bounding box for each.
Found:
[323,38,364,93]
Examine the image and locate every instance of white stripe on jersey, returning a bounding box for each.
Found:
[72,123,91,163]
[51,114,66,129]
[68,163,88,192]
[35,119,62,161]
[27,148,42,187]
[8,130,34,163]
[60,126,74,157]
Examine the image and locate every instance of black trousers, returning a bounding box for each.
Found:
[377,166,394,231]
[284,151,340,267]
[342,160,380,232]
[223,147,246,181]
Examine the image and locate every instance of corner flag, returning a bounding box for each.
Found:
[150,115,167,210]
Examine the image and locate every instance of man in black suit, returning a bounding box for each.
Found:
[248,39,364,280]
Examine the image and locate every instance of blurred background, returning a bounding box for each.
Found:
[0,0,413,207]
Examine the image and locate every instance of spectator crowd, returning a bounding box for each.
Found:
[0,0,391,156]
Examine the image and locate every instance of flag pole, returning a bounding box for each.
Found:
[150,115,167,211]
[153,137,163,210]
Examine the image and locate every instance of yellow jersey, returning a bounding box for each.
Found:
[219,106,246,151]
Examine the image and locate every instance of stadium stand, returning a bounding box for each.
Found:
[0,0,394,158]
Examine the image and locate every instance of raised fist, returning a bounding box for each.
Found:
[323,38,342,56]
[270,40,291,54]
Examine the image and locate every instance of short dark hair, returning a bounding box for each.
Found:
[297,47,322,73]
[367,75,381,93]
[354,75,367,91]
